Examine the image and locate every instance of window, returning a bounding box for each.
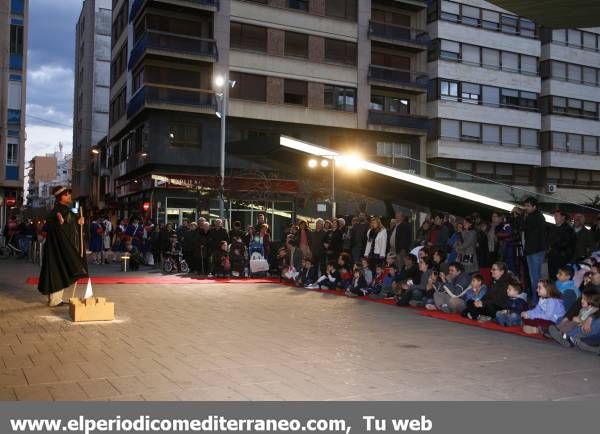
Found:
[287,0,308,12]
[482,86,500,107]
[440,40,459,60]
[440,80,458,100]
[461,83,480,104]
[369,95,385,111]
[520,91,537,110]
[440,0,459,22]
[583,67,596,85]
[521,55,537,74]
[462,44,480,65]
[500,15,518,34]
[519,19,535,38]
[455,161,473,181]
[6,143,18,165]
[583,101,597,118]
[229,72,267,102]
[324,39,356,65]
[501,52,519,72]
[568,29,582,46]
[389,97,409,114]
[325,0,357,21]
[583,32,597,50]
[583,136,598,154]
[567,98,582,116]
[502,126,519,146]
[132,68,144,93]
[461,122,480,140]
[230,22,267,52]
[552,132,567,151]
[284,79,307,105]
[9,25,23,55]
[481,10,499,30]
[169,123,201,148]
[482,125,500,145]
[553,29,567,44]
[553,61,567,80]
[285,32,308,58]
[568,134,583,153]
[441,119,460,139]
[7,109,20,124]
[482,48,500,68]
[568,64,582,82]
[501,89,519,107]
[521,129,538,148]
[324,85,356,112]
[461,5,480,27]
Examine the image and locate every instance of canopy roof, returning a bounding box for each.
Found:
[486,0,600,28]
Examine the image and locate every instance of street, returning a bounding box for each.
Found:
[0,260,599,401]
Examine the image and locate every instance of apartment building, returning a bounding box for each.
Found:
[106,0,431,232]
[27,149,73,210]
[0,0,28,229]
[426,0,600,206]
[72,0,112,207]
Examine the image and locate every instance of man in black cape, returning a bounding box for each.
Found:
[38,186,88,306]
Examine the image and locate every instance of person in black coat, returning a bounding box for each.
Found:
[520,197,547,304]
[37,186,88,306]
[195,222,210,275]
[350,213,369,264]
[207,219,229,275]
[548,210,576,280]
[181,223,198,272]
[310,219,327,275]
[481,262,516,317]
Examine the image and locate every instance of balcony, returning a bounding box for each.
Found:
[368,110,429,132]
[128,30,218,70]
[130,0,219,22]
[127,85,217,119]
[368,65,428,93]
[368,21,429,50]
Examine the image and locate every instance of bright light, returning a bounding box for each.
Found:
[141,152,148,157]
[280,136,556,224]
[308,159,318,168]
[320,159,329,168]
[336,154,362,171]
[215,111,222,119]
[214,75,225,88]
[91,149,99,155]
[169,133,175,139]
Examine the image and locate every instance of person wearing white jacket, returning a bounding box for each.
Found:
[364,217,388,268]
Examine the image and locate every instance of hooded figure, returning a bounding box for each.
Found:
[37,186,88,306]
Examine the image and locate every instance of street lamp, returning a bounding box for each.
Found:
[214,73,236,219]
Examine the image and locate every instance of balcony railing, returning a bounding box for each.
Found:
[368,21,430,46]
[128,30,218,69]
[368,110,429,131]
[128,85,217,118]
[368,65,428,88]
[130,0,219,22]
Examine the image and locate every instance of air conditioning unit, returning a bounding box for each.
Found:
[546,184,557,194]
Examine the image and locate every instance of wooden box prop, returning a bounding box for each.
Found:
[69,297,115,322]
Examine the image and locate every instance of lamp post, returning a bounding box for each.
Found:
[214,73,236,220]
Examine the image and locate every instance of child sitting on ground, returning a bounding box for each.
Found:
[555,266,580,312]
[213,240,231,277]
[346,267,369,297]
[360,257,373,286]
[123,240,144,271]
[337,253,353,291]
[460,274,489,320]
[297,257,317,287]
[229,236,247,278]
[306,261,339,290]
[495,281,529,326]
[549,290,600,347]
[367,264,385,296]
[521,279,566,334]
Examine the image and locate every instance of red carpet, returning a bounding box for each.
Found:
[419,309,548,341]
[26,276,280,285]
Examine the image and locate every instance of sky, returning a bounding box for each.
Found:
[25,0,82,161]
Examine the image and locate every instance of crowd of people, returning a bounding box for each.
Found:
[4,196,600,354]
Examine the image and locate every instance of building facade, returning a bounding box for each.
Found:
[27,150,72,210]
[72,0,112,205]
[103,0,600,234]
[0,0,28,230]
[426,0,600,206]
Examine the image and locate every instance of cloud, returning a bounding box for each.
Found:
[26,64,74,128]
[25,125,72,162]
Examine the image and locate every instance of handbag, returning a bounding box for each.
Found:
[461,253,474,264]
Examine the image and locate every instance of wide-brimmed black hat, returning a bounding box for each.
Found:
[52,186,72,197]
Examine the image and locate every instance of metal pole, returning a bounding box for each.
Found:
[219,73,228,220]
[331,159,336,219]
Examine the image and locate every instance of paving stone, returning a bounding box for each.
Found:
[13,384,54,401]
[78,379,121,399]
[47,382,88,401]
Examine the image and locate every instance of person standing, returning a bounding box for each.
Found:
[573,214,593,260]
[37,186,88,307]
[521,197,547,305]
[350,213,368,264]
[547,210,575,280]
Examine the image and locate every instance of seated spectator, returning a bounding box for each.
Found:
[555,266,580,312]
[549,290,600,347]
[123,241,144,271]
[213,240,231,277]
[460,274,489,320]
[521,280,566,334]
[395,258,435,307]
[481,262,514,317]
[277,247,291,280]
[495,281,529,327]
[297,257,317,287]
[367,264,385,296]
[229,236,247,278]
[360,257,373,287]
[432,249,449,275]
[306,261,339,290]
[428,262,471,313]
[394,254,419,285]
[345,267,369,297]
[337,253,353,290]
[288,238,304,277]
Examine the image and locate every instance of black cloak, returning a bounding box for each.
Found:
[37,202,89,295]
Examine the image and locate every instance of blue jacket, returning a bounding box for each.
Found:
[504,293,529,314]
[525,298,565,323]
[556,279,580,298]
[464,285,488,302]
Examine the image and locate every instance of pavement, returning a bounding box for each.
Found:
[0,258,599,401]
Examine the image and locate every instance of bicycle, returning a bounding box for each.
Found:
[0,236,23,259]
